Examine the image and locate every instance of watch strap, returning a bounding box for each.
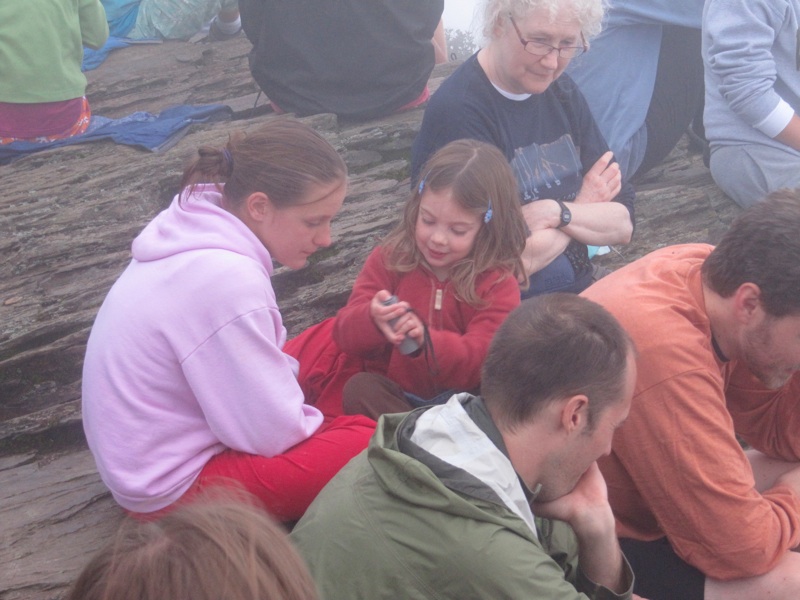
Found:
[555,200,571,228]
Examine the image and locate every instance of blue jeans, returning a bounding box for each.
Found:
[521,253,593,299]
[403,389,457,408]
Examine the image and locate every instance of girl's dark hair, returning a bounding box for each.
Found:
[382,139,528,306]
[179,118,347,208]
[66,492,319,600]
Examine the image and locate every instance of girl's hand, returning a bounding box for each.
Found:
[370,291,424,348]
[575,151,621,204]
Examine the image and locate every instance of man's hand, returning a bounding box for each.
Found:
[575,151,621,204]
[534,463,627,593]
[533,462,613,534]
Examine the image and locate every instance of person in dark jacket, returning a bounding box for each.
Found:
[238,0,444,120]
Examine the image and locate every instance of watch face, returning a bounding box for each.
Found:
[560,203,572,227]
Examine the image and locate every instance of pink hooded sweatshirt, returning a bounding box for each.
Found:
[82,185,323,513]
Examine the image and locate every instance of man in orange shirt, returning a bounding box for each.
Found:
[583,189,800,600]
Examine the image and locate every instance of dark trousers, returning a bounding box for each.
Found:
[637,25,705,177]
[620,537,705,600]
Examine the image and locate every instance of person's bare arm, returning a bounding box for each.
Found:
[570,151,632,244]
[563,202,633,245]
[521,197,632,263]
[774,114,800,152]
[746,449,800,494]
[519,209,572,276]
[432,18,448,64]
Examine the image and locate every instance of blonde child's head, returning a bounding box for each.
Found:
[66,492,318,600]
[385,139,527,305]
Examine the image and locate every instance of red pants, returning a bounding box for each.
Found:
[283,318,363,421]
[0,96,91,144]
[134,415,375,523]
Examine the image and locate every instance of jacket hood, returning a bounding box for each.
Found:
[131,184,273,272]
[368,399,538,542]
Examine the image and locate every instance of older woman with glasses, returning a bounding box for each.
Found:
[412,0,635,298]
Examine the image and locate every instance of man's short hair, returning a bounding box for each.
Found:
[481,293,634,431]
[702,188,800,317]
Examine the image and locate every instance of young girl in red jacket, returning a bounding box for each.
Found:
[285,139,528,419]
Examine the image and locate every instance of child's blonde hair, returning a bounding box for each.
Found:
[383,139,528,306]
[66,492,318,600]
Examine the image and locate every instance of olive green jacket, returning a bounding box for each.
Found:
[292,395,633,599]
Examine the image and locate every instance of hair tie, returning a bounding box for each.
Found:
[484,198,493,224]
[222,148,234,176]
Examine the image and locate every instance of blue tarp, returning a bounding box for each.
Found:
[0,104,233,165]
[82,36,132,71]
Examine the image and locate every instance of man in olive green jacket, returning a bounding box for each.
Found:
[292,294,637,599]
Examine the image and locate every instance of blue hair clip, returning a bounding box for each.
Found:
[418,172,428,195]
[222,148,234,176]
[484,199,493,224]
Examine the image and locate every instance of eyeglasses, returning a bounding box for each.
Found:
[508,15,587,59]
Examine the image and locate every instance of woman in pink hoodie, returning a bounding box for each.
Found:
[82,119,374,522]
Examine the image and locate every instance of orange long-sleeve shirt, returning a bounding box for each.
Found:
[583,244,800,580]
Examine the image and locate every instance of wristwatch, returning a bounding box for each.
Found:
[555,200,572,228]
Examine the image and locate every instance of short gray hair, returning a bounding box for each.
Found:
[482,0,607,41]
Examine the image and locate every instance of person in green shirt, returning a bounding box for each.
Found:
[0,0,108,142]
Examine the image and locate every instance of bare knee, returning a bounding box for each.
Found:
[705,551,800,600]
[745,448,800,493]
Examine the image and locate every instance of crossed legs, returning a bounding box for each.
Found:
[705,449,800,600]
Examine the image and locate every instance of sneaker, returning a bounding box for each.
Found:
[207,17,242,42]
[591,264,613,282]
[686,119,710,168]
